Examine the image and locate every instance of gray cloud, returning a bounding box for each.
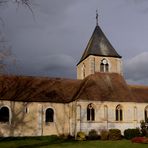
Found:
[124,52,148,84]
[1,0,148,83]
[8,53,76,78]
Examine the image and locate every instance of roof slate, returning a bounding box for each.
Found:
[78,25,121,65]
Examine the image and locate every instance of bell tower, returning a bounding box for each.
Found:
[77,12,122,79]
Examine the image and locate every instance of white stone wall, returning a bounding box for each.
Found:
[0,101,71,137]
[0,100,147,137]
[75,100,148,135]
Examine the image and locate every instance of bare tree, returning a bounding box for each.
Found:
[0,0,34,74]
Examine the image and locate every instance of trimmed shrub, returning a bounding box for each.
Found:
[109,129,121,140]
[67,134,74,140]
[76,131,86,141]
[100,130,109,140]
[140,120,148,137]
[87,129,99,140]
[124,128,141,139]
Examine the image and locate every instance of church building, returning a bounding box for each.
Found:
[0,14,148,137]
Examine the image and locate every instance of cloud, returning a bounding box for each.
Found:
[123,0,148,13]
[8,54,76,78]
[1,0,148,82]
[124,52,148,84]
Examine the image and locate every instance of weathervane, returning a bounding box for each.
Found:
[96,9,99,26]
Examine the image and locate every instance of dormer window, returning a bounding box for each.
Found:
[100,59,109,72]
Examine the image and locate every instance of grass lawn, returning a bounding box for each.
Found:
[0,136,147,148]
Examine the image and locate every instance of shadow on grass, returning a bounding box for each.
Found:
[0,136,76,148]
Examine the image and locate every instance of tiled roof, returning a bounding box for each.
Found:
[0,73,148,103]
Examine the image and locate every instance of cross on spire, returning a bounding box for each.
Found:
[96,10,99,26]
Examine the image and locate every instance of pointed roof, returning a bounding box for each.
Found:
[77,25,121,65]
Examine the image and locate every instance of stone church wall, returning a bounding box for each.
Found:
[77,55,122,79]
[75,100,147,134]
[0,101,72,137]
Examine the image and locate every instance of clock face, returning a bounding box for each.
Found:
[102,59,107,64]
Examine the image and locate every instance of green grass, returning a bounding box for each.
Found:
[0,136,147,148]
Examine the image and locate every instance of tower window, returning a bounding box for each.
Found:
[145,106,148,123]
[100,59,109,72]
[0,106,10,123]
[115,105,123,121]
[45,108,54,123]
[87,103,95,121]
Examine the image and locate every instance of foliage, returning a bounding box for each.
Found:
[87,129,99,140]
[76,131,86,141]
[124,128,141,139]
[108,129,122,140]
[131,137,148,144]
[59,134,74,140]
[140,120,148,137]
[100,129,109,140]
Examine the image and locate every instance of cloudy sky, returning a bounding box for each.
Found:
[1,0,148,85]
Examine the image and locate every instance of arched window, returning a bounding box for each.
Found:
[45,108,54,123]
[100,59,109,72]
[0,106,10,123]
[87,103,95,121]
[144,106,148,123]
[24,102,29,114]
[115,105,123,121]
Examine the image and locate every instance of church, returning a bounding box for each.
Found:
[0,15,148,137]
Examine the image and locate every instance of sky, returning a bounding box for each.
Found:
[0,0,148,85]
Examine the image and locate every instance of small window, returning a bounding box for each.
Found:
[145,106,148,123]
[45,108,54,123]
[0,106,10,123]
[87,103,95,121]
[24,106,28,113]
[24,102,29,113]
[115,105,123,121]
[100,59,109,72]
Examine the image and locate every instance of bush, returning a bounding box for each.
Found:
[131,137,148,144]
[100,130,109,140]
[140,120,148,137]
[87,129,99,140]
[76,131,86,141]
[109,129,121,140]
[59,134,74,140]
[124,128,141,139]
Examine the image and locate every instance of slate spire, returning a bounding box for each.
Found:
[77,15,121,65]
